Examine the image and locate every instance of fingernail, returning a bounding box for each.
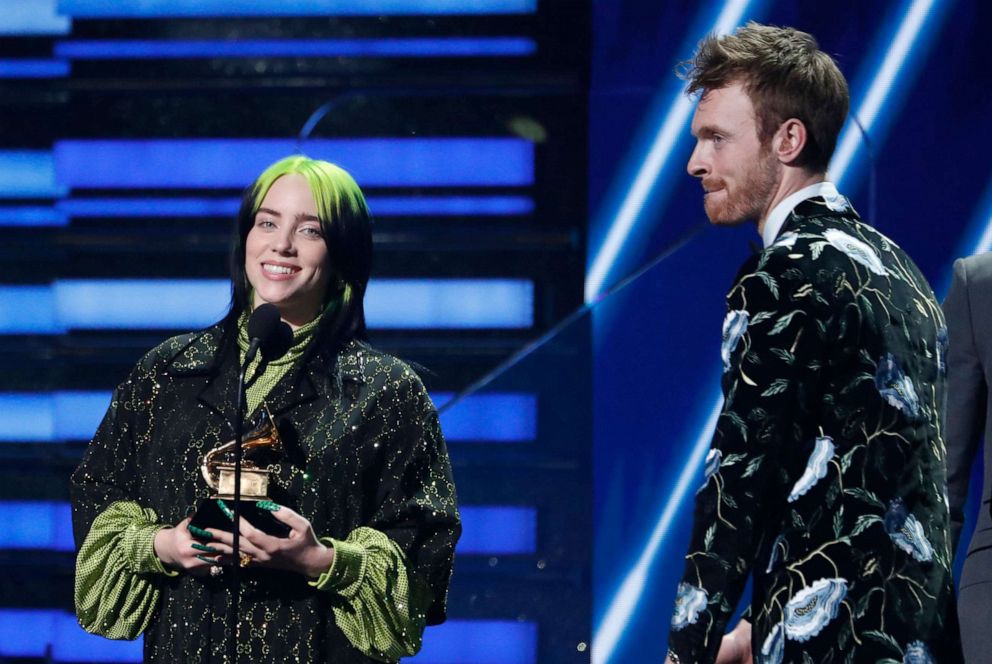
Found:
[195,554,219,565]
[191,543,219,554]
[256,500,281,512]
[188,525,214,540]
[216,499,235,521]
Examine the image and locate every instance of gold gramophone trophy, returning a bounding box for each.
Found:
[189,405,291,537]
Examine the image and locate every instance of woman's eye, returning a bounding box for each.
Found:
[257,219,276,228]
[300,226,322,238]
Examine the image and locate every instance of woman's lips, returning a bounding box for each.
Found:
[261,262,300,280]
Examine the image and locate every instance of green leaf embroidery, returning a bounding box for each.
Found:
[771,348,796,364]
[761,378,790,397]
[721,452,748,466]
[845,487,884,509]
[863,631,902,655]
[741,454,764,478]
[850,514,882,537]
[770,310,800,335]
[756,271,780,299]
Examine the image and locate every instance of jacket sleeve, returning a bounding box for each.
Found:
[943,258,987,553]
[314,367,461,662]
[70,357,174,639]
[667,250,829,664]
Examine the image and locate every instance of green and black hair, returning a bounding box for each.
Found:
[219,154,373,361]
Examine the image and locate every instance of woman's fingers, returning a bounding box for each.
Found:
[256,501,309,534]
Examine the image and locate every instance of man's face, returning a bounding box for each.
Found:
[687,82,780,226]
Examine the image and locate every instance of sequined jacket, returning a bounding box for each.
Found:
[667,196,962,664]
[71,326,460,663]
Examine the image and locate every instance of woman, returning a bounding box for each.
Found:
[71,155,461,663]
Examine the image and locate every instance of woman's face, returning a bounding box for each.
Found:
[245,174,331,328]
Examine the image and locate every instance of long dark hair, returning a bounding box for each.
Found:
[217,155,373,365]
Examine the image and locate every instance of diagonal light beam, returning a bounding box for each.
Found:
[584,0,755,304]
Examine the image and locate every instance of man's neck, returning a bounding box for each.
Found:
[756,170,826,236]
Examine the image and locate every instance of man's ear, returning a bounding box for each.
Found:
[773,118,807,165]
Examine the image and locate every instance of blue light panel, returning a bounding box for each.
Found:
[54,280,232,331]
[0,206,67,226]
[0,0,70,35]
[434,392,537,442]
[0,390,532,443]
[365,279,533,329]
[50,195,533,220]
[0,285,59,333]
[0,611,534,664]
[58,0,537,17]
[0,151,64,198]
[55,38,536,60]
[0,59,70,78]
[413,620,537,664]
[459,506,536,555]
[54,138,534,189]
[0,279,533,333]
[0,502,74,551]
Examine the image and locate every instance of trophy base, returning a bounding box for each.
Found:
[189,497,291,538]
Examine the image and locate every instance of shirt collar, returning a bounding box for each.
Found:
[760,181,839,248]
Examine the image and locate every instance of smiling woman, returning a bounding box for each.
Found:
[70,155,461,663]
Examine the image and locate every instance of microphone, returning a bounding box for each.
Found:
[245,303,293,365]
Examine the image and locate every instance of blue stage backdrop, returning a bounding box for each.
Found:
[588,1,991,662]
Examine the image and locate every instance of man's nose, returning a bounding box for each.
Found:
[686,143,708,178]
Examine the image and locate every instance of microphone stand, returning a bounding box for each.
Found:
[228,344,257,664]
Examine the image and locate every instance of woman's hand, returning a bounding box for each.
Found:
[196,502,335,578]
[153,517,225,576]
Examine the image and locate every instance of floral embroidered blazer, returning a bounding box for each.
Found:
[667,196,962,664]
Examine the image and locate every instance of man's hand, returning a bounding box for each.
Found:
[715,619,753,664]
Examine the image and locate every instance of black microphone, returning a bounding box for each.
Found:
[244,303,293,365]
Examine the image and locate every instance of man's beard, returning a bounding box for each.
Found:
[703,150,779,225]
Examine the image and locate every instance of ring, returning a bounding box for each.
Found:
[210,565,223,577]
[239,553,253,568]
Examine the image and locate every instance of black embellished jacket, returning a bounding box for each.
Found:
[71,327,460,663]
[667,196,961,664]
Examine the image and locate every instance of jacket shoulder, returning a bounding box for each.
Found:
[338,342,434,406]
[135,327,222,374]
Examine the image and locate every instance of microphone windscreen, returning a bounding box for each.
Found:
[262,321,294,361]
[247,303,282,343]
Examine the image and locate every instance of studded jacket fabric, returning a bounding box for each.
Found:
[71,327,460,663]
[667,196,962,664]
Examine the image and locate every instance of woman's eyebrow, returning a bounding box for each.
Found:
[256,207,319,222]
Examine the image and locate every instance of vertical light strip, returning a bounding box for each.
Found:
[584,0,755,303]
[830,0,938,186]
[965,177,992,256]
[591,398,723,664]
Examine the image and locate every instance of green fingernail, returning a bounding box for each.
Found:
[188,525,214,540]
[191,543,219,554]
[256,500,280,512]
[195,554,218,565]
[216,499,235,520]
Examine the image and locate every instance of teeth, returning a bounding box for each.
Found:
[263,264,295,275]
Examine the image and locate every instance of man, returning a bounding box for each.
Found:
[944,253,992,661]
[665,23,961,664]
